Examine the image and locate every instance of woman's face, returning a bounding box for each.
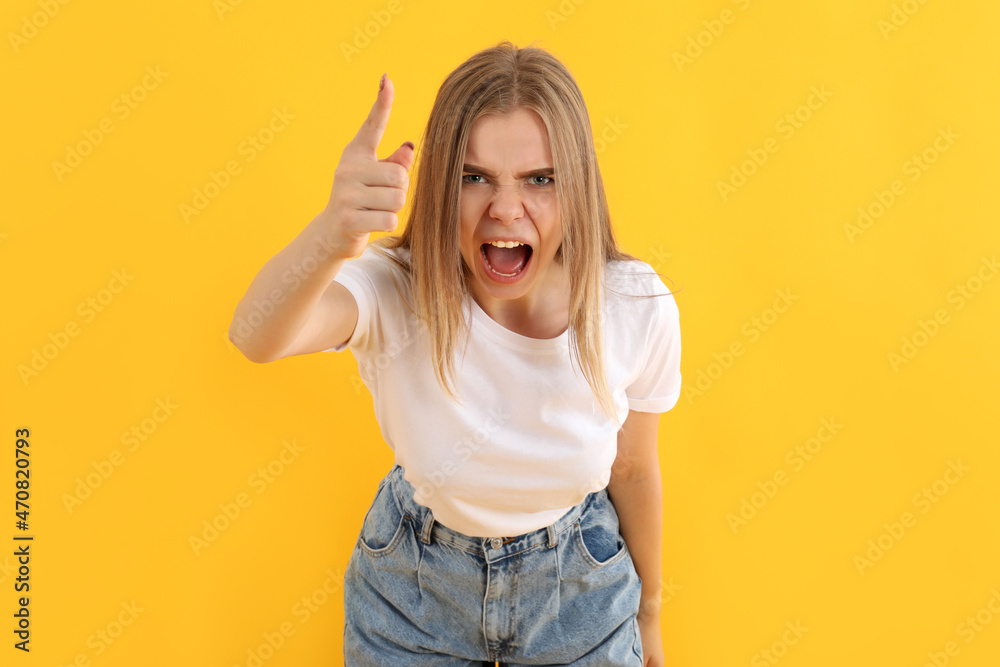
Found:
[458,106,563,311]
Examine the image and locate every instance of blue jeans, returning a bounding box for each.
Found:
[343,464,644,665]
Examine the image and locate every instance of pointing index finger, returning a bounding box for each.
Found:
[349,73,394,157]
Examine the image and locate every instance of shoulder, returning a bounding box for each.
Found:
[335,244,414,309]
[605,258,677,302]
[602,258,680,336]
[350,244,410,271]
[340,245,411,284]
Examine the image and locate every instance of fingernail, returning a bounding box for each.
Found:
[379,73,386,91]
[403,141,415,151]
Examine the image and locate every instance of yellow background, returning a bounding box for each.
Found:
[3,0,999,665]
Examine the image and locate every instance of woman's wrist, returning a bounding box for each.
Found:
[638,593,663,619]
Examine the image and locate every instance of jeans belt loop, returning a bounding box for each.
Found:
[420,511,435,545]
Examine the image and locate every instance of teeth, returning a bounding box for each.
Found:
[487,240,523,248]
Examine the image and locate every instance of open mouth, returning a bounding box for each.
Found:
[480,240,533,283]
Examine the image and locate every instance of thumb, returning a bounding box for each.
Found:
[381,140,416,172]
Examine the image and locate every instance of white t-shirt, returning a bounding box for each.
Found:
[326,246,681,538]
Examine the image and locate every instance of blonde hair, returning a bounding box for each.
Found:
[374,40,635,422]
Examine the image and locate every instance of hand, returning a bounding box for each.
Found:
[323,73,415,260]
[637,613,665,667]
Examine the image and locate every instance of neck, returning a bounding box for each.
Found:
[469,262,570,339]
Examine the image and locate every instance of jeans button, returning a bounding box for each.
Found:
[490,537,502,550]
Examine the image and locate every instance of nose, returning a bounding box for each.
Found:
[488,183,525,224]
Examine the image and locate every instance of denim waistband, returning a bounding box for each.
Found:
[384,463,599,559]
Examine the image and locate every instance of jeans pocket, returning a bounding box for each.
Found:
[358,476,408,557]
[574,492,629,568]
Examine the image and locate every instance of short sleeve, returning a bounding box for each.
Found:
[321,247,381,354]
[626,290,682,413]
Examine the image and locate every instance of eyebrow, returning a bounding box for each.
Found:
[462,163,554,179]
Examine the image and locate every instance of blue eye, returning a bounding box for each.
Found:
[462,174,485,184]
[530,176,553,186]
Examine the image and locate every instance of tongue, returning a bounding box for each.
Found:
[484,244,529,274]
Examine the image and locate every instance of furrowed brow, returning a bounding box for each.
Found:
[463,163,554,179]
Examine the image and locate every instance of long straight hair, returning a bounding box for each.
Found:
[374,40,634,422]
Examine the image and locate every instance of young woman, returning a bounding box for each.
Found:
[230,41,681,666]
